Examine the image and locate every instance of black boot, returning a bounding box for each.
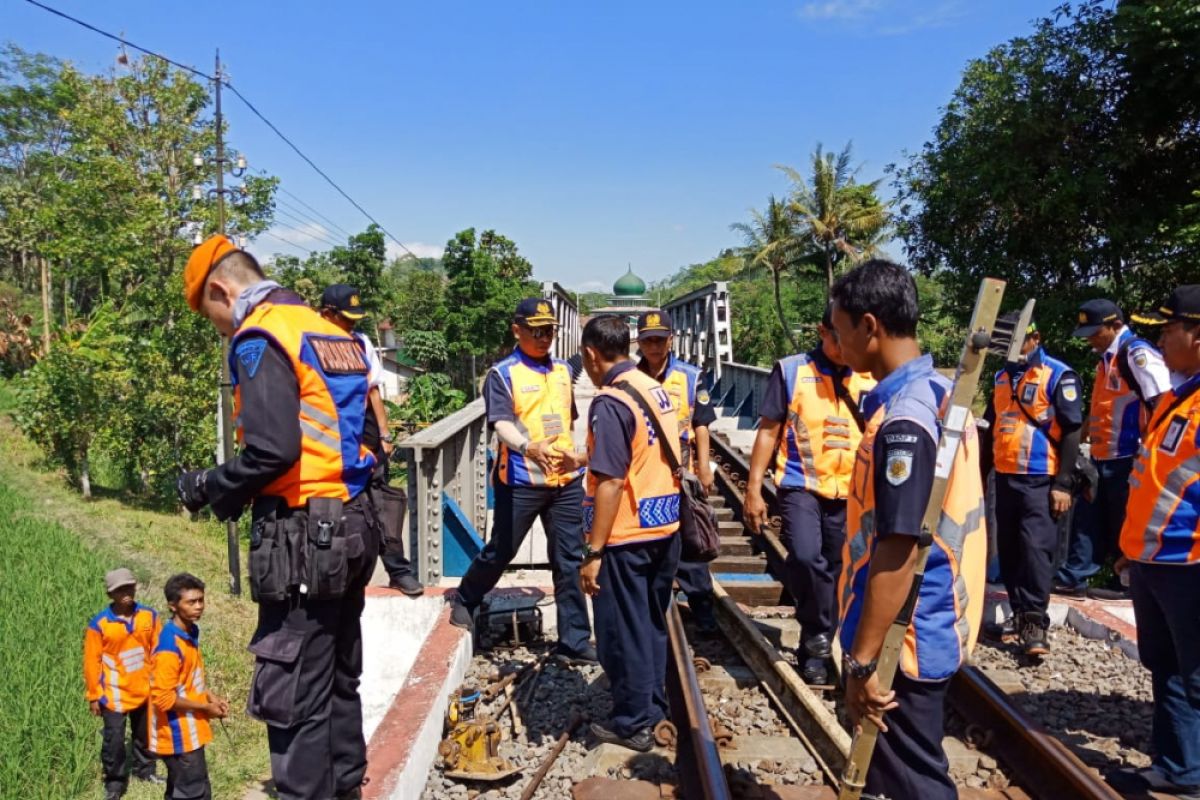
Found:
[1020,612,1049,657]
[801,633,832,685]
[983,615,1018,643]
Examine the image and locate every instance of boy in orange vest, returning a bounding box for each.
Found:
[84,568,162,799]
[148,573,228,800]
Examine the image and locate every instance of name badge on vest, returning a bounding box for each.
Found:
[1107,368,1122,391]
[1021,383,1038,404]
[310,337,368,375]
[542,413,565,438]
[1160,415,1189,456]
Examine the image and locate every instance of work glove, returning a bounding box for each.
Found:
[177,469,211,513]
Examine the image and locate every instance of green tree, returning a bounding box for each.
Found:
[730,196,804,351]
[330,224,387,318]
[780,143,890,296]
[442,228,537,358]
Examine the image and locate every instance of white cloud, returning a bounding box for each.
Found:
[875,1,962,35]
[798,0,882,21]
[386,241,445,261]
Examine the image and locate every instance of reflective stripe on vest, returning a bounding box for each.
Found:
[584,368,682,547]
[991,357,1067,475]
[773,353,875,499]
[148,623,212,756]
[1120,378,1200,564]
[838,364,987,681]
[232,302,376,508]
[493,350,579,488]
[1089,333,1148,460]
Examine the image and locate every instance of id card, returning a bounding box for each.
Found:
[542,413,565,437]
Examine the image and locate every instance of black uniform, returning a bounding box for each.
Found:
[200,288,380,800]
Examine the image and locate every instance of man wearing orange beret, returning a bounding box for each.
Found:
[178,235,380,800]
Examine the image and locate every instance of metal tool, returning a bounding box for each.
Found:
[438,687,520,782]
[838,277,1008,800]
[518,710,584,800]
[475,603,545,650]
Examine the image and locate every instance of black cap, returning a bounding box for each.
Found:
[636,310,671,339]
[1131,285,1200,326]
[514,297,558,327]
[1071,298,1123,338]
[320,283,367,320]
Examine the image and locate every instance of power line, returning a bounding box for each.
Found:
[269,218,340,250]
[256,229,313,255]
[272,207,344,248]
[276,187,355,239]
[22,0,421,260]
[274,198,351,242]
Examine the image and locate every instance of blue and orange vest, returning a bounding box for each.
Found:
[991,347,1073,475]
[83,604,160,712]
[584,367,682,548]
[232,297,376,508]
[1121,373,1200,564]
[645,354,704,470]
[838,355,987,681]
[1089,330,1154,461]
[774,351,875,500]
[491,348,581,488]
[148,621,212,756]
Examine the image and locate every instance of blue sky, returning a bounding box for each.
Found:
[9,0,1058,293]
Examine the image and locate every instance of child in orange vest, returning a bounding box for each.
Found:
[148,573,228,800]
[83,567,162,799]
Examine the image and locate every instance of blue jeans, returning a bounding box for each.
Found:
[1130,561,1200,786]
[1056,457,1132,588]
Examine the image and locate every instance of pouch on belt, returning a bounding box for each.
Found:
[246,627,304,728]
[249,502,291,603]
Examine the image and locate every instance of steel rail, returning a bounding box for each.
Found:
[665,602,733,800]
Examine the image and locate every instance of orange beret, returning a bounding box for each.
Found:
[184,234,239,311]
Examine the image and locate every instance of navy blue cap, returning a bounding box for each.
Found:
[1072,299,1123,338]
[320,283,367,320]
[1131,285,1200,326]
[636,310,671,339]
[514,298,558,326]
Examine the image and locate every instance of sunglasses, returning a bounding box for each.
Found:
[520,324,557,341]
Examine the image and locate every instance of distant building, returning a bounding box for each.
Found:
[586,266,659,339]
[374,321,423,400]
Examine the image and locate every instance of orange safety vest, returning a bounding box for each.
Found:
[838,355,987,681]
[1120,374,1200,564]
[991,349,1073,475]
[232,299,376,508]
[644,354,706,470]
[491,349,580,488]
[584,367,682,547]
[1088,331,1154,461]
[773,351,875,499]
[83,604,160,712]
[148,621,212,756]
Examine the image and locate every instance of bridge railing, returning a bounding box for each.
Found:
[541,281,580,361]
[399,398,488,586]
[712,360,771,420]
[662,282,733,381]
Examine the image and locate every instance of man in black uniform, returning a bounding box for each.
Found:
[177,235,379,800]
[319,283,423,597]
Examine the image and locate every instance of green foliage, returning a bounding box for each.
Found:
[892,0,1200,349]
[403,329,448,370]
[443,228,538,358]
[386,266,446,336]
[391,372,466,429]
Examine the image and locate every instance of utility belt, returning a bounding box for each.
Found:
[248,493,372,603]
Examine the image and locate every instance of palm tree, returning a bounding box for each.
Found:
[780,143,890,296]
[730,195,803,351]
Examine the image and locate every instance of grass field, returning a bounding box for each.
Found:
[0,381,268,799]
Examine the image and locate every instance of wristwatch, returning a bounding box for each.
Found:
[582,542,604,561]
[843,653,878,680]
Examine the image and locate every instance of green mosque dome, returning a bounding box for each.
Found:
[613,267,646,297]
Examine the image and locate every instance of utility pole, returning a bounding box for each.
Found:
[213,50,241,596]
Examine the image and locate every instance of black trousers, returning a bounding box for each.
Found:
[246,494,380,800]
[101,703,154,792]
[371,466,414,581]
[778,488,846,641]
[161,748,211,800]
[457,479,592,654]
[864,671,956,800]
[594,534,682,737]
[675,559,713,604]
[995,473,1058,619]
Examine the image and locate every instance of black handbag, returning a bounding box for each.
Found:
[617,382,721,562]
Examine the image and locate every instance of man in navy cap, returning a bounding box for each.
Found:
[1054,298,1171,599]
[450,298,596,665]
[320,284,424,597]
[634,309,719,634]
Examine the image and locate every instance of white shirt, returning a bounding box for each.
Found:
[354,331,384,390]
[1103,327,1172,400]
